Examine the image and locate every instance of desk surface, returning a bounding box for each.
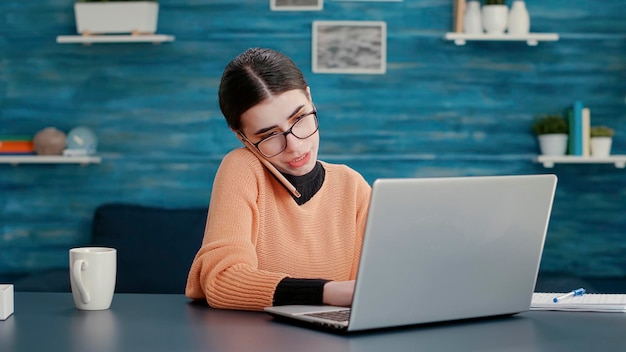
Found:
[1,292,625,352]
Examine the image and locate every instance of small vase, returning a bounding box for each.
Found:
[508,1,530,35]
[463,1,483,35]
[482,5,509,35]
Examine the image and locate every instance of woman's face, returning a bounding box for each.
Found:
[239,88,319,176]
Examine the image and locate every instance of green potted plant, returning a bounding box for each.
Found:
[482,0,508,35]
[590,126,615,138]
[532,115,569,155]
[74,0,159,35]
[589,125,615,157]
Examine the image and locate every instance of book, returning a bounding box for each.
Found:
[531,292,626,313]
[567,100,584,156]
[453,0,466,33]
[582,107,590,157]
[0,140,34,154]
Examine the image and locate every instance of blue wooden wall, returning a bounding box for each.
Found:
[1,0,625,278]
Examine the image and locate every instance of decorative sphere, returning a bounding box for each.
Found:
[33,127,67,155]
[66,126,98,154]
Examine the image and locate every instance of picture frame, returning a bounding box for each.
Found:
[270,0,323,11]
[312,21,387,74]
[330,0,401,2]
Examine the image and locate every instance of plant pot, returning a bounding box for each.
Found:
[590,137,612,157]
[74,2,159,35]
[537,134,568,156]
[482,5,508,35]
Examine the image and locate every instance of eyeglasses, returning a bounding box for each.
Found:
[240,109,319,158]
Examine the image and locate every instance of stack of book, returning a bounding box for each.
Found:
[0,136,34,155]
[567,100,591,157]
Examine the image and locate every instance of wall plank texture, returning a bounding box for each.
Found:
[1,0,625,277]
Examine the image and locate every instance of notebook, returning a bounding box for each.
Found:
[531,292,626,312]
[264,174,558,332]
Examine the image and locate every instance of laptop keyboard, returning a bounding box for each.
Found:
[305,309,351,322]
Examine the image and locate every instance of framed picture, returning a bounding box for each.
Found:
[312,21,387,74]
[270,0,323,11]
[331,0,401,2]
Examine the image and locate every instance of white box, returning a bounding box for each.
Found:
[0,284,14,320]
[74,2,159,35]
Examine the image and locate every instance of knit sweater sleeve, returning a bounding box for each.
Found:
[185,149,289,310]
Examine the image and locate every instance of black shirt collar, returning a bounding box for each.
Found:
[281,162,326,205]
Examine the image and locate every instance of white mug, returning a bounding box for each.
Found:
[69,247,117,310]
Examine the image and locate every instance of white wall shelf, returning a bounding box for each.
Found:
[535,155,626,169]
[445,32,559,46]
[56,34,175,44]
[0,155,101,166]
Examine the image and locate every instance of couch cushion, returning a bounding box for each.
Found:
[92,203,207,294]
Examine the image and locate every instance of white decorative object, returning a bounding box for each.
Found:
[508,1,530,35]
[590,137,612,157]
[538,134,568,156]
[74,1,159,35]
[463,1,483,34]
[482,4,508,35]
[0,284,14,320]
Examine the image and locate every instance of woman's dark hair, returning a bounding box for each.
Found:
[218,48,309,131]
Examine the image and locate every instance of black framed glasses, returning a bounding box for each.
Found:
[240,110,319,158]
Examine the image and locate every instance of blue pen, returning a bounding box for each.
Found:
[553,288,585,303]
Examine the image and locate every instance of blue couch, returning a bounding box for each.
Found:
[9,203,625,294]
[12,203,207,294]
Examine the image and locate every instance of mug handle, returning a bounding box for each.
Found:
[72,259,91,304]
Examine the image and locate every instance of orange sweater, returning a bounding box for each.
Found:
[185,148,371,311]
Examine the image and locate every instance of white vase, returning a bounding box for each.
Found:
[538,134,568,156]
[464,1,483,35]
[508,1,530,35]
[590,137,612,157]
[482,5,509,35]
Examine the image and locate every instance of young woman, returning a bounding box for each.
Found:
[186,48,371,311]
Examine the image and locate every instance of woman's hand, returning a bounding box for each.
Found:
[322,280,355,307]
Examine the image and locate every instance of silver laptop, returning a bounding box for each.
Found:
[264,174,558,332]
